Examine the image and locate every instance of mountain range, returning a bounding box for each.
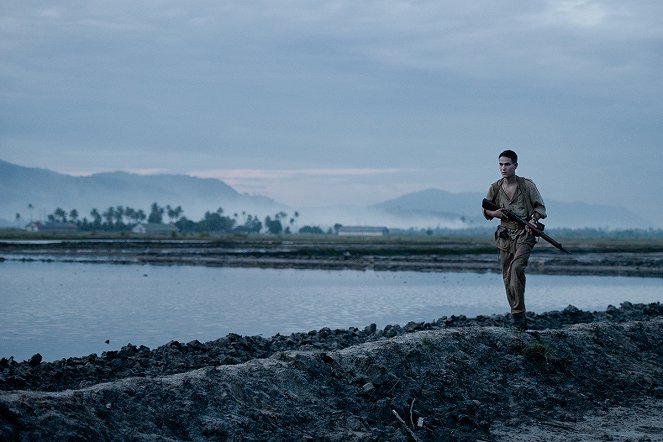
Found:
[0,160,284,226]
[0,159,650,230]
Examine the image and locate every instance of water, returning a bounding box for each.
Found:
[1,261,662,361]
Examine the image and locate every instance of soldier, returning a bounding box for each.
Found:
[483,150,546,330]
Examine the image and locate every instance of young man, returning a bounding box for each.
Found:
[483,150,546,330]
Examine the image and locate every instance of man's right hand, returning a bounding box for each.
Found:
[486,209,506,220]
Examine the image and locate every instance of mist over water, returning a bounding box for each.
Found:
[2,261,662,361]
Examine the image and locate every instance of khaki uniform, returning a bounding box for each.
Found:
[484,176,546,315]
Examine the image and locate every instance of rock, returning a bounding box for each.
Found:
[404,321,424,332]
[563,305,581,315]
[362,382,375,394]
[27,354,42,367]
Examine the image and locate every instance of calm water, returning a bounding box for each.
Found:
[1,261,662,361]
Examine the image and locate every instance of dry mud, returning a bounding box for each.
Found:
[2,303,663,441]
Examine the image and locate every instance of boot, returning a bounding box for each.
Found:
[511,312,527,331]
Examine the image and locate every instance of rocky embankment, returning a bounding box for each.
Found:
[2,303,662,441]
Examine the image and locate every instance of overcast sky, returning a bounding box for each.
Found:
[1,1,662,217]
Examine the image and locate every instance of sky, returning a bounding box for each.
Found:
[1,1,662,218]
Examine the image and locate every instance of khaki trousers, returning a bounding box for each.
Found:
[496,227,536,315]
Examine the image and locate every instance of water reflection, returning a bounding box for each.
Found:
[1,261,662,361]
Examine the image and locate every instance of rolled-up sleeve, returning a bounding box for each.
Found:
[528,182,546,219]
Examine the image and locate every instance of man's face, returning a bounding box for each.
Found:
[498,156,517,178]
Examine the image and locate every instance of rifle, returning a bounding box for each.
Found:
[482,198,571,254]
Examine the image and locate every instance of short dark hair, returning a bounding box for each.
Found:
[499,149,518,164]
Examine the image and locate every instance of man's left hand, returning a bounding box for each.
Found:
[525,217,540,234]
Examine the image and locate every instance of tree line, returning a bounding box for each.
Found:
[36,203,334,235]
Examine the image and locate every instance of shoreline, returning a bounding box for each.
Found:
[2,302,661,391]
[2,237,663,277]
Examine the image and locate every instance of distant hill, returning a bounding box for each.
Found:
[0,160,284,224]
[0,160,652,230]
[372,188,650,230]
[372,188,480,220]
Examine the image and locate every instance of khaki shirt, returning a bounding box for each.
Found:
[484,176,546,222]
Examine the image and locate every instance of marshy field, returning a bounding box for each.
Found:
[2,232,663,276]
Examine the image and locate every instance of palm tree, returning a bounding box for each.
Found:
[114,206,125,226]
[166,205,183,223]
[90,209,102,227]
[102,207,115,226]
[53,207,67,223]
[288,211,299,234]
[124,207,136,225]
[147,203,164,224]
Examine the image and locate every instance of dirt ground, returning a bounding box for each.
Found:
[491,398,663,441]
[2,302,662,441]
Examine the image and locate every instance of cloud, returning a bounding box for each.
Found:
[548,0,608,27]
[1,1,662,217]
[4,1,660,107]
